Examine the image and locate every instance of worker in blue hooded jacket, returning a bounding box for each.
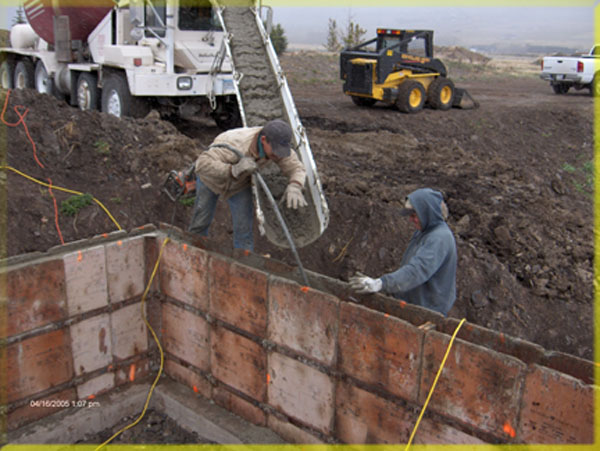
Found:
[349,188,457,316]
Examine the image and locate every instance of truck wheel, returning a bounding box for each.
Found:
[34,60,54,95]
[396,81,425,114]
[101,73,149,118]
[0,60,14,89]
[591,76,600,97]
[211,96,242,130]
[427,77,455,110]
[351,96,377,107]
[77,72,99,111]
[14,59,34,89]
[552,83,569,95]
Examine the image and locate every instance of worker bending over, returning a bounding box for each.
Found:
[350,188,457,316]
[189,119,307,251]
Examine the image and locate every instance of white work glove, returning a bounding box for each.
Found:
[285,183,307,209]
[231,157,257,179]
[349,273,383,294]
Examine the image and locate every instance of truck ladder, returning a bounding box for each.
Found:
[211,1,329,249]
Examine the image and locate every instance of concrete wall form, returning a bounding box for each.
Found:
[1,224,595,444]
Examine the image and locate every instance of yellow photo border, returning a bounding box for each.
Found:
[0,0,597,450]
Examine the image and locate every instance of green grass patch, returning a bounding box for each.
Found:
[60,193,94,216]
[562,158,594,197]
[95,140,111,155]
[179,196,195,207]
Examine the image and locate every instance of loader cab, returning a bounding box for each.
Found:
[375,29,434,59]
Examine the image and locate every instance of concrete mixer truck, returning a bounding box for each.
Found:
[0,0,245,128]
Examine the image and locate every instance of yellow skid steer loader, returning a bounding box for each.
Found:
[340,28,478,113]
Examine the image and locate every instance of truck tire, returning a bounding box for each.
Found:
[427,77,455,110]
[77,72,99,111]
[14,59,34,89]
[351,95,377,107]
[396,80,426,114]
[590,75,600,97]
[552,83,569,95]
[34,60,55,95]
[101,73,149,118]
[0,60,14,89]
[211,96,241,130]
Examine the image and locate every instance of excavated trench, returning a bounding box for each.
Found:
[2,227,595,446]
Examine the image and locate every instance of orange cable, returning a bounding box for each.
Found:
[2,89,64,242]
[46,177,65,245]
[1,89,26,127]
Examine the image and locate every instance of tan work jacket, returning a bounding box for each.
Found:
[194,126,306,199]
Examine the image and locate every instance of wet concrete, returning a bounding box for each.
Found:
[221,5,323,249]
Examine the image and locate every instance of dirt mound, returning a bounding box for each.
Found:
[1,52,594,361]
[1,88,202,257]
[436,46,491,65]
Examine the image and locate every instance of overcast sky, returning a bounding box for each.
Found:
[1,4,595,52]
[271,6,594,51]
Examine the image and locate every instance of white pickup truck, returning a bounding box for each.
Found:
[540,45,599,96]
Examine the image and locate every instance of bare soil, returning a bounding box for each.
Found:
[1,51,593,360]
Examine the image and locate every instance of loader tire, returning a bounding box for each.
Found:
[351,95,377,107]
[0,60,14,89]
[427,77,455,110]
[14,59,34,90]
[101,73,149,118]
[396,81,425,114]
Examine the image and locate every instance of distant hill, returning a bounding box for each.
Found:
[0,29,9,47]
[436,46,491,65]
[471,43,581,56]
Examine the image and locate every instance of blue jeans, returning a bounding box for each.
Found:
[188,177,254,251]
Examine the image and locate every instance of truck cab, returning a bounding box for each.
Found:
[86,0,238,125]
[0,0,240,128]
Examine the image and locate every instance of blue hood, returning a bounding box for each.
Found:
[407,188,445,232]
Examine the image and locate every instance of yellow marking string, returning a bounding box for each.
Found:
[405,318,466,450]
[94,237,170,451]
[0,165,122,231]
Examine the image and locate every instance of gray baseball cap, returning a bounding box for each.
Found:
[262,119,292,158]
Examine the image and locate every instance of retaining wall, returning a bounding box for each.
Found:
[1,224,595,445]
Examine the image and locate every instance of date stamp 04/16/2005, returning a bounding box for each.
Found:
[30,399,101,409]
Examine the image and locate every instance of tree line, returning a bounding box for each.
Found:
[272,17,367,55]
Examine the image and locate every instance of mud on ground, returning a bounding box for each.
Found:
[75,409,212,444]
[0,52,593,360]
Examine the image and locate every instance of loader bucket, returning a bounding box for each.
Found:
[453,87,480,109]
